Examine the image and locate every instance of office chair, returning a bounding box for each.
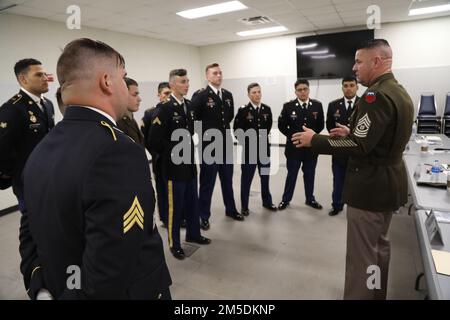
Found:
[416,93,441,134]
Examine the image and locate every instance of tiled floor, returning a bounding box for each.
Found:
[0,151,424,299]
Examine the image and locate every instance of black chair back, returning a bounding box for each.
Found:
[418,94,437,116]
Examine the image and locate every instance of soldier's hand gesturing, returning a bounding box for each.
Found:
[292,126,315,148]
[329,123,350,137]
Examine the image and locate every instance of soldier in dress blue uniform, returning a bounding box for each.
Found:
[233,83,276,216]
[278,79,324,210]
[191,63,244,230]
[326,76,359,216]
[141,82,171,228]
[116,77,145,147]
[148,69,211,260]
[0,58,55,199]
[0,58,55,299]
[23,38,171,299]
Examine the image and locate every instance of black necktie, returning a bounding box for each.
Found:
[347,100,352,111]
[39,98,45,112]
[302,102,307,110]
[40,98,50,127]
[217,90,221,100]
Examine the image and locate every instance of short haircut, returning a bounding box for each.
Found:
[14,58,42,78]
[56,87,63,106]
[342,75,357,85]
[295,78,309,88]
[205,63,220,73]
[57,38,125,87]
[247,82,260,93]
[55,87,67,115]
[357,38,390,50]
[169,69,187,81]
[158,82,170,93]
[124,77,138,89]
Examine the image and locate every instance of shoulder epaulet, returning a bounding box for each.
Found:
[100,121,118,141]
[194,88,206,95]
[10,93,23,105]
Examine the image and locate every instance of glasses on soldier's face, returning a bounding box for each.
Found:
[296,87,309,92]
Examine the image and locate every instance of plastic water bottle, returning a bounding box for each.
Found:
[411,121,417,139]
[431,160,440,174]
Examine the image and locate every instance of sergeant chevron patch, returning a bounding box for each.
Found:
[354,113,371,138]
[123,196,144,234]
[152,117,161,125]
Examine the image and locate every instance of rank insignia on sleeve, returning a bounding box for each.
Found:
[365,92,376,103]
[0,122,7,129]
[354,113,371,138]
[152,117,161,125]
[123,196,144,234]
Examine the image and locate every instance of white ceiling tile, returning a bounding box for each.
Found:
[4,0,449,46]
[4,5,57,18]
[301,6,338,16]
[308,12,343,22]
[290,0,334,10]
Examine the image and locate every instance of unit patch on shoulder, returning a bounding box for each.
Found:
[365,92,376,103]
[123,196,144,234]
[354,113,371,138]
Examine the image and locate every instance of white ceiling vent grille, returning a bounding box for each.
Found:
[238,16,274,26]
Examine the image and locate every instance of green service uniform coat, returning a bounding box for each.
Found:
[311,73,414,212]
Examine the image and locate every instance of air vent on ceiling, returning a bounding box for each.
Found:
[238,16,273,26]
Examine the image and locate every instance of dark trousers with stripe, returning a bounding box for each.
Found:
[154,167,168,224]
[168,178,201,249]
[199,163,237,220]
[281,157,318,203]
[240,163,272,210]
[331,159,346,211]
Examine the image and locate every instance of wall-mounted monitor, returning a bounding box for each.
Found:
[296,29,374,79]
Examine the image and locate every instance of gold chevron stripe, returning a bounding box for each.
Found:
[123,196,145,234]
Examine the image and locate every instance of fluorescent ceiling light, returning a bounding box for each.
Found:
[409,0,450,15]
[177,1,247,19]
[297,43,318,50]
[311,54,336,59]
[237,26,288,37]
[301,49,329,55]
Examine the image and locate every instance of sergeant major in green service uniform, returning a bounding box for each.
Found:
[293,39,414,300]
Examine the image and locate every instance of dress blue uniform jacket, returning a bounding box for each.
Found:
[23,106,171,299]
[0,90,54,194]
[278,98,324,160]
[326,97,359,165]
[148,96,197,181]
